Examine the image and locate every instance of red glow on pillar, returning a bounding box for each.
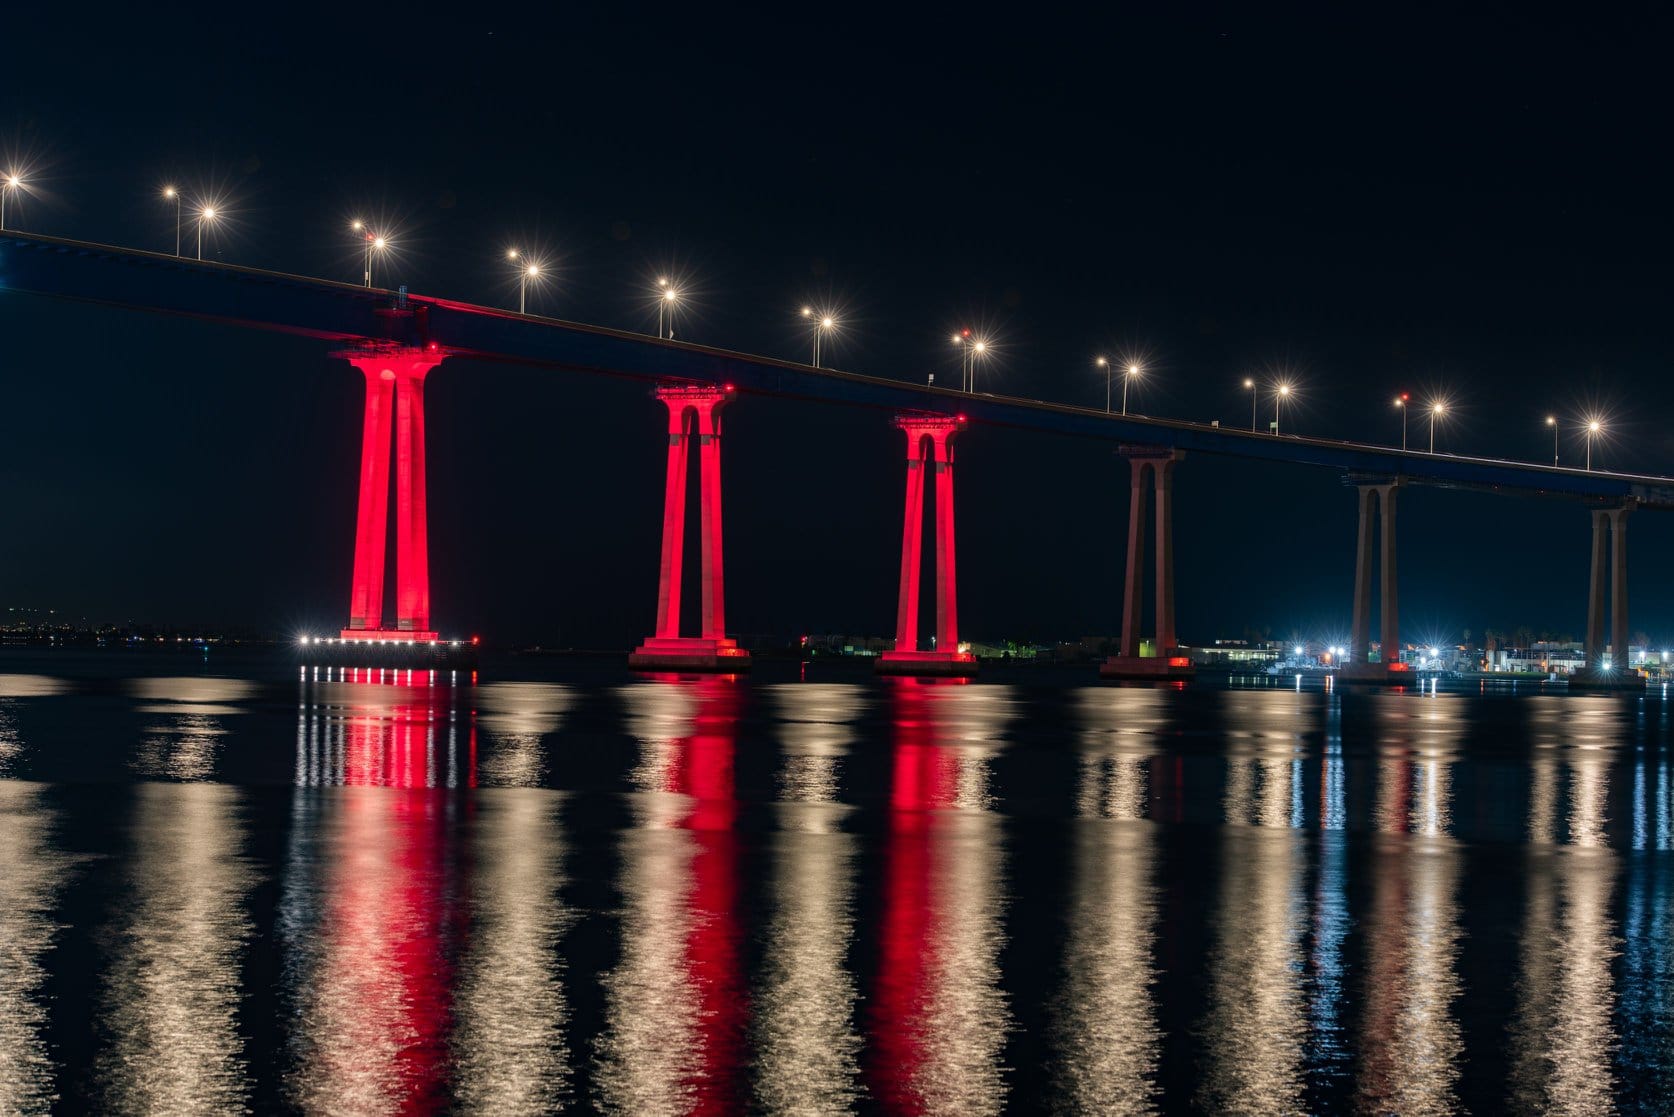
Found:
[339,348,445,641]
[879,415,973,676]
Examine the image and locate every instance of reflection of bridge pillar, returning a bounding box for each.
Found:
[630,384,751,672]
[340,347,445,641]
[878,414,977,677]
[1342,477,1407,684]
[1101,447,1192,680]
[1574,503,1642,689]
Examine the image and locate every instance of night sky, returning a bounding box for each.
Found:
[4,7,1673,649]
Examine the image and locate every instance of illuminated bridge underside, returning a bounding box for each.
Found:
[5,232,1674,509]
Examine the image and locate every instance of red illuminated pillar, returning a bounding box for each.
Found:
[338,347,444,641]
[630,384,751,670]
[878,414,976,677]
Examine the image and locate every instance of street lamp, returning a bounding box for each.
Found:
[951,329,974,391]
[656,277,679,339]
[1394,393,1409,450]
[162,186,182,256]
[1429,400,1445,454]
[1,172,22,232]
[971,340,989,392]
[1273,382,1292,434]
[352,222,387,288]
[1244,378,1257,432]
[1121,362,1140,417]
[1586,418,1602,471]
[195,205,219,261]
[1546,415,1558,467]
[521,263,540,314]
[1098,357,1111,413]
[801,306,836,367]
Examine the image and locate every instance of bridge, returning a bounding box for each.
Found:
[2,231,1662,685]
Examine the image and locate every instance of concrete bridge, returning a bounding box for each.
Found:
[2,231,1663,685]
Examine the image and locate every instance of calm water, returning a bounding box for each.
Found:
[3,650,1674,1114]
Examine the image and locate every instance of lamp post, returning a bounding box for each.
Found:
[1429,401,1445,454]
[971,340,988,392]
[1586,419,1602,470]
[655,277,680,339]
[521,263,539,313]
[1395,393,1409,450]
[1244,377,1257,432]
[163,186,182,256]
[1274,382,1291,434]
[801,306,836,367]
[1099,358,1112,412]
[195,205,218,260]
[1546,415,1558,467]
[1,173,22,232]
[1122,362,1140,416]
[951,329,973,391]
[353,223,387,288]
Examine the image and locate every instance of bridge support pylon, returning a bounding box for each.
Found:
[338,346,445,642]
[878,415,977,677]
[1101,448,1194,681]
[630,384,751,672]
[1341,476,1409,684]
[1570,503,1643,690]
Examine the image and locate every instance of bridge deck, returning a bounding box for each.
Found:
[5,231,1671,509]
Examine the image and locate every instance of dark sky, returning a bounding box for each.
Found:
[4,6,1674,649]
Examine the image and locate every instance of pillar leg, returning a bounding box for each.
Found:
[699,413,727,641]
[1350,485,1376,664]
[1378,484,1399,665]
[654,411,690,640]
[1119,461,1149,658]
[894,445,926,653]
[347,369,396,630]
[1610,508,1630,670]
[1585,510,1607,670]
[934,435,959,653]
[1153,458,1177,654]
[395,370,432,633]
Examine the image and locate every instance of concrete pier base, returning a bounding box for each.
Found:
[1338,662,1416,686]
[876,650,979,677]
[1567,669,1645,692]
[1099,655,1195,681]
[629,636,752,672]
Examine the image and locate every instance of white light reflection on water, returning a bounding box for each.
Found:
[752,684,864,1114]
[1051,688,1161,1113]
[96,783,256,1113]
[868,680,1015,1116]
[452,789,573,1114]
[1356,693,1464,1115]
[0,675,68,778]
[1510,710,1620,1115]
[129,678,257,781]
[0,782,78,1113]
[1199,690,1310,1112]
[475,682,572,787]
[595,678,747,1115]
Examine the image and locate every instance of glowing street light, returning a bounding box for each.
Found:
[1098,357,1111,413]
[1,172,22,232]
[1244,377,1257,432]
[195,205,220,261]
[352,222,388,288]
[1273,381,1292,434]
[1121,362,1140,417]
[1429,400,1445,454]
[1394,393,1410,451]
[801,306,837,367]
[1546,414,1558,467]
[951,328,974,391]
[657,277,680,339]
[971,339,989,392]
[507,250,542,314]
[1586,418,1603,471]
[162,186,182,256]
